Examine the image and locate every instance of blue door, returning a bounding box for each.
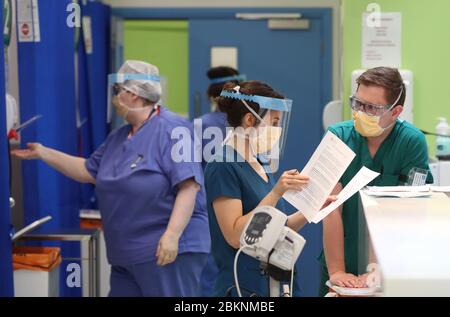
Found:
[189,9,332,296]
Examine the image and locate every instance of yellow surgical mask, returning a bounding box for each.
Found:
[352,110,387,137]
[228,124,282,158]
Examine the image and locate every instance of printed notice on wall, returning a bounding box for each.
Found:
[362,12,401,68]
[17,0,40,42]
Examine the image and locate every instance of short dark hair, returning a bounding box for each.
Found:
[217,80,284,128]
[357,67,406,106]
[207,66,240,99]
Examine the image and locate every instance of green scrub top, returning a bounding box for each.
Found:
[318,119,433,296]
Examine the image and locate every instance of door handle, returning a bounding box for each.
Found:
[234,13,309,30]
[235,13,301,20]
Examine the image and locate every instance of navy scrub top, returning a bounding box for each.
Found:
[204,145,285,297]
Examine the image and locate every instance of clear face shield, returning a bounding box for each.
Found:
[107,73,161,123]
[220,89,292,172]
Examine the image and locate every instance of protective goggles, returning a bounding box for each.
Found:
[107,73,161,123]
[349,86,404,117]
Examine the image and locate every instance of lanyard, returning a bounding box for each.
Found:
[128,104,160,138]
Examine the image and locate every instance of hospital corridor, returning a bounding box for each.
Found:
[1,0,450,308]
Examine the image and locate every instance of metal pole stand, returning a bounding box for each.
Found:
[269,277,281,297]
[263,262,294,297]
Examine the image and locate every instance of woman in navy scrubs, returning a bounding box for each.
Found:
[12,60,210,296]
[198,66,246,296]
[204,81,333,296]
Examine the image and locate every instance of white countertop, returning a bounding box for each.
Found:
[360,191,450,296]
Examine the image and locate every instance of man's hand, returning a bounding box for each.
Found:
[356,273,370,288]
[330,271,366,288]
[321,195,338,209]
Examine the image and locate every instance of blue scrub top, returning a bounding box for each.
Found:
[198,111,227,169]
[204,145,285,297]
[86,106,211,266]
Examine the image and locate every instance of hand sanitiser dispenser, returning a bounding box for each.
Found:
[436,117,450,160]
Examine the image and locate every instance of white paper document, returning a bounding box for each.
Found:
[312,167,380,224]
[430,186,450,193]
[367,185,430,192]
[362,12,401,68]
[283,131,356,222]
[364,191,431,198]
[365,184,434,198]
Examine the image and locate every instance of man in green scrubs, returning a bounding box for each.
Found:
[319,67,433,296]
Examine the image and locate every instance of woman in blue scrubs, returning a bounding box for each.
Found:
[197,66,246,169]
[12,60,210,296]
[204,81,332,296]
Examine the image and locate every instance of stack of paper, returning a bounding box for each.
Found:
[430,186,450,193]
[364,185,431,198]
[367,185,430,192]
[325,281,378,297]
